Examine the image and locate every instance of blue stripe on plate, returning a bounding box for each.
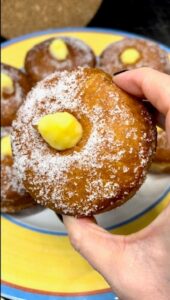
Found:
[1,285,117,300]
[2,186,170,236]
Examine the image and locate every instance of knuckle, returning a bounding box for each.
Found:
[69,229,82,253]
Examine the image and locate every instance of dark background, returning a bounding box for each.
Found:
[88,0,170,45]
[1,0,170,45]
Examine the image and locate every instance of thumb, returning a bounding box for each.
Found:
[63,215,125,287]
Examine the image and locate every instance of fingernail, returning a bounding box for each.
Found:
[113,69,128,76]
[56,213,63,223]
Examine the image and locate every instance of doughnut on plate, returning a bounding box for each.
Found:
[1,28,170,300]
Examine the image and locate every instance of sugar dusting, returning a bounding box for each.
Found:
[99,38,169,74]
[1,129,30,200]
[1,66,26,109]
[12,68,156,215]
[26,37,95,82]
[1,161,26,199]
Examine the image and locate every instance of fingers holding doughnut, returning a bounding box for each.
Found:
[113,68,170,142]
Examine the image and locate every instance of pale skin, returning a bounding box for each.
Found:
[63,68,170,300]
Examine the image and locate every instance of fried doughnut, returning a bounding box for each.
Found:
[1,127,35,213]
[24,37,96,84]
[12,68,156,216]
[150,129,170,173]
[1,63,31,126]
[99,38,170,75]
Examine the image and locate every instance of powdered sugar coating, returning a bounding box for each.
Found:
[1,68,22,105]
[99,38,170,75]
[12,67,156,216]
[1,157,26,199]
[1,63,30,126]
[1,128,35,213]
[1,130,23,197]
[24,37,96,84]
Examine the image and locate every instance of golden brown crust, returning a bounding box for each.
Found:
[150,130,170,174]
[150,162,170,174]
[1,63,31,126]
[153,130,170,163]
[1,155,36,213]
[12,67,156,216]
[1,127,35,213]
[24,37,96,84]
[99,38,170,75]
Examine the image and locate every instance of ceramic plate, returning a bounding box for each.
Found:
[1,28,170,300]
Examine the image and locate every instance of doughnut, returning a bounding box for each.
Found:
[99,38,170,75]
[1,127,35,213]
[1,63,31,126]
[12,67,156,216]
[24,37,96,84]
[150,128,170,173]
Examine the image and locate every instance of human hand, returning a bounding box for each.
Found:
[113,68,170,143]
[63,68,170,300]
